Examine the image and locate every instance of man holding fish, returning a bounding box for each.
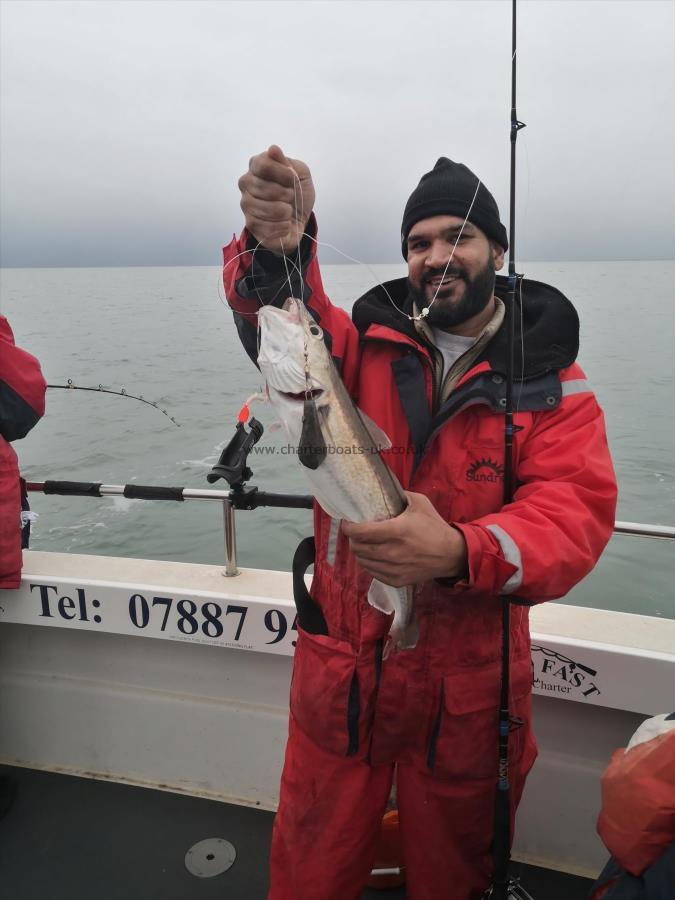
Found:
[223,146,617,900]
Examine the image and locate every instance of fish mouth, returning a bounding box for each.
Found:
[279,389,324,402]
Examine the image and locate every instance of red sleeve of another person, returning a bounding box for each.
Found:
[0,316,46,589]
[0,316,47,441]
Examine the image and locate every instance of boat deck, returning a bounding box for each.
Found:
[0,764,596,899]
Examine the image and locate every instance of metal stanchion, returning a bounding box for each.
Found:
[223,498,238,577]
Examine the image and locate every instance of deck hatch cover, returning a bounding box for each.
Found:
[185,838,236,878]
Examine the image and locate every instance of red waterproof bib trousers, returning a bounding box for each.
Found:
[223,225,617,900]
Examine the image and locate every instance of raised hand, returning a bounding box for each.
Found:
[238,144,315,254]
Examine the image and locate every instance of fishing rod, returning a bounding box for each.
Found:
[47,380,180,426]
[487,1,529,899]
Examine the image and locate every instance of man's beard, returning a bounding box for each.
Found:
[408,255,496,329]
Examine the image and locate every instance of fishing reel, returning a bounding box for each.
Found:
[207,417,264,489]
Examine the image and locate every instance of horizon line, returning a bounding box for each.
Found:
[2,257,674,270]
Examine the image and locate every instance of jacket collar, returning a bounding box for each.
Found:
[352,274,579,379]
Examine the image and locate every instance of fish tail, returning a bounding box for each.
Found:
[389,605,420,654]
[367,578,396,614]
[368,582,419,657]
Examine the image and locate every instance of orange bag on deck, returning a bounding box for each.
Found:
[597,715,675,877]
[368,777,405,890]
[367,810,406,889]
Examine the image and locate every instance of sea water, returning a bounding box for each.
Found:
[1,261,673,619]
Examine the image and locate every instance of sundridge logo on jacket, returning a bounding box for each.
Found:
[531,645,601,699]
[466,457,505,484]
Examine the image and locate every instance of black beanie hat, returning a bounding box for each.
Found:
[401,157,508,258]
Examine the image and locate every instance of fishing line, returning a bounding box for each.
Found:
[220,197,508,374]
[277,247,312,407]
[289,167,306,307]
[279,238,294,296]
[219,240,303,313]
[225,162,308,309]
[218,236,315,406]
[218,241,288,362]
[219,164,492,408]
[220,165,481,328]
[222,158,482,323]
[298,231,403,314]
[417,177,482,320]
[218,242,264,363]
[217,244,264,307]
[293,174,479,325]
[225,156,324,409]
[218,241,288,311]
[280,244,314,401]
[281,167,312,397]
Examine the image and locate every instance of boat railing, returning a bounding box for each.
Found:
[25,480,675,578]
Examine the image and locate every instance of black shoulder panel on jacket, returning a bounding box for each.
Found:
[233,311,261,369]
[352,277,415,338]
[0,381,41,442]
[489,275,579,377]
[428,370,562,441]
[351,274,579,379]
[235,228,316,309]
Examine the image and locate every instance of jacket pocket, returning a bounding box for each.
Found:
[290,626,360,757]
[428,655,532,781]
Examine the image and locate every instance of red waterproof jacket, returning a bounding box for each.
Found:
[223,220,617,772]
[0,316,46,589]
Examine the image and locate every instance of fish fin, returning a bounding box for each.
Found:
[355,408,392,451]
[394,605,420,652]
[384,466,407,507]
[367,578,397,614]
[352,412,407,510]
[369,584,418,658]
[382,634,393,662]
[298,397,327,470]
[382,613,419,661]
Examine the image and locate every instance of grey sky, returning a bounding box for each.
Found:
[1,0,674,266]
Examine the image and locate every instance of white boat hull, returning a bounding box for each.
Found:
[1,550,673,878]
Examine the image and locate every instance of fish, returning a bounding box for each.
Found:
[256,297,419,656]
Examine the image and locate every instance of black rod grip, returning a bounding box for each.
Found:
[123,485,185,501]
[252,492,314,510]
[43,481,103,497]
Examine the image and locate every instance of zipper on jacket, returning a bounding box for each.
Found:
[428,347,443,415]
[346,671,361,756]
[366,638,385,764]
[414,297,506,409]
[426,683,444,771]
[362,330,440,416]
